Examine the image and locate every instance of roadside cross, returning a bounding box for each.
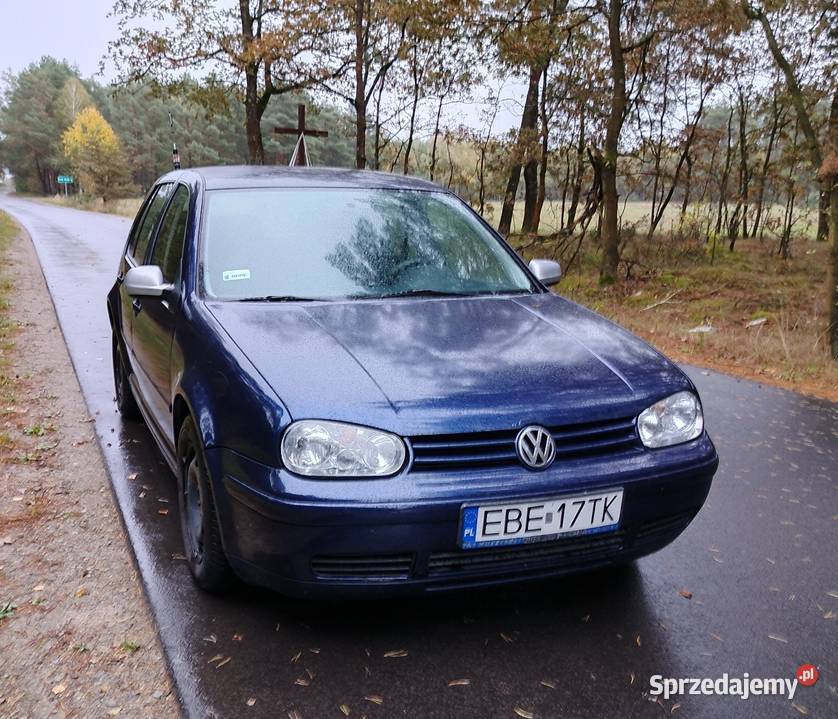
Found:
[274,103,328,167]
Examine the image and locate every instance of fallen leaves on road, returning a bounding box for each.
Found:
[339,704,350,716]
[364,695,383,705]
[383,649,408,658]
[291,650,302,663]
[540,680,556,689]
[288,711,302,719]
[514,708,535,718]
[678,589,693,600]
[500,632,515,643]
[635,634,642,647]
[51,684,66,695]
[246,697,256,707]
[448,679,470,687]
[791,702,809,715]
[767,634,788,643]
[157,508,169,516]
[216,657,231,669]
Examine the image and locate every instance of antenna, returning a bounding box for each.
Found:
[169,112,181,170]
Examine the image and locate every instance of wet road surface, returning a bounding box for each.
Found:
[2,193,836,719]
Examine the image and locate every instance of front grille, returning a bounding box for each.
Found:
[410,417,640,471]
[427,532,625,576]
[310,554,413,580]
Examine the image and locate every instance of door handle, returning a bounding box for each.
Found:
[132,298,142,314]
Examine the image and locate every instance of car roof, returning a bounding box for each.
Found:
[158,165,446,192]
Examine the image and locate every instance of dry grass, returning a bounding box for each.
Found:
[27,194,142,218]
[512,233,838,401]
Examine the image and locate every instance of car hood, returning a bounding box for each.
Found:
[206,293,692,436]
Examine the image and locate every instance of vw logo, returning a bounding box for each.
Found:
[515,425,556,470]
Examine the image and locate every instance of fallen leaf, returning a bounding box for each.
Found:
[635,634,642,647]
[291,650,302,663]
[629,673,635,685]
[540,680,556,689]
[246,698,256,707]
[826,591,838,599]
[158,508,169,516]
[514,709,535,719]
[52,684,66,695]
[203,635,217,644]
[383,649,408,658]
[232,633,243,641]
[364,695,383,705]
[309,647,320,654]
[33,584,45,592]
[74,587,88,598]
[207,654,224,664]
[288,711,302,719]
[107,709,121,716]
[581,614,591,623]
[294,677,310,687]
[339,704,351,716]
[791,703,809,715]
[448,679,470,687]
[678,589,693,600]
[216,657,231,668]
[671,703,681,714]
[127,473,138,480]
[767,634,788,643]
[500,632,515,643]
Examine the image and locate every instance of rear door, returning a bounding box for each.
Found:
[132,183,190,434]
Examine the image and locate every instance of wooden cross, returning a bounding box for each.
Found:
[275,103,328,167]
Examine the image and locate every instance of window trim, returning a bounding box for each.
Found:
[146,181,191,285]
[129,182,175,267]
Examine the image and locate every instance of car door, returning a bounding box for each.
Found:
[132,183,190,434]
[119,183,174,362]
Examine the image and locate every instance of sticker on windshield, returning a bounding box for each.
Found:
[222,269,251,282]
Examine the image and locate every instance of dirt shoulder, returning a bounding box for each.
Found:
[0,212,178,717]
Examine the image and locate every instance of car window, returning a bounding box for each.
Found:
[150,185,189,284]
[129,183,173,263]
[202,188,535,300]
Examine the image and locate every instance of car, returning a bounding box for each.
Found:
[107,166,718,598]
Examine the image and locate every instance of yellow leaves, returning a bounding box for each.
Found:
[62,107,120,163]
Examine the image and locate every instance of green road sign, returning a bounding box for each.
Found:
[57,175,74,184]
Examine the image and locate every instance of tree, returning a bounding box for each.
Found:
[62,107,133,202]
[108,0,345,164]
[0,57,76,193]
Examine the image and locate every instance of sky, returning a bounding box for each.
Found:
[0,0,119,80]
[0,0,523,136]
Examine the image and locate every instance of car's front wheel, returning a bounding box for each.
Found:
[177,416,233,592]
[112,332,140,420]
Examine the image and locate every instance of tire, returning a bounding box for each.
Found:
[176,416,234,592]
[112,332,141,420]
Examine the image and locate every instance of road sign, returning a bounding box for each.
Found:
[57,175,74,184]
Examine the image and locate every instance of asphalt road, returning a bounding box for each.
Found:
[2,192,836,719]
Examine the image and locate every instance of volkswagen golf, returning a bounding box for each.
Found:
[107,166,718,597]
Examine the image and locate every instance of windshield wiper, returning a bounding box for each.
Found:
[360,289,470,299]
[235,295,327,302]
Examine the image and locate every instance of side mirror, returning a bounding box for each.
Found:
[528,259,562,286]
[124,265,172,297]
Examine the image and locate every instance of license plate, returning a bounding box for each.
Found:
[459,489,623,549]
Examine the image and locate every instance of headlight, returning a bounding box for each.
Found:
[280,420,406,477]
[637,391,704,448]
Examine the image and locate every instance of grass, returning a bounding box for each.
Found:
[485,200,821,241]
[25,194,142,218]
[511,231,837,401]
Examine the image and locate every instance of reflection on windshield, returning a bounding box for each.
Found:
[203,188,534,300]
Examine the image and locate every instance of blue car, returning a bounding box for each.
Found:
[107,166,718,598]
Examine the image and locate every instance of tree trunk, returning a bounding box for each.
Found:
[716,107,735,236]
[354,0,367,170]
[600,0,626,284]
[746,3,825,238]
[403,43,421,175]
[752,92,782,239]
[498,63,542,237]
[239,0,264,164]
[567,109,585,229]
[429,94,444,182]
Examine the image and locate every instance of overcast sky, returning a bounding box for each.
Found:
[0,0,523,136]
[1,0,119,79]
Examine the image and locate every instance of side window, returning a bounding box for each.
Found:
[129,183,173,263]
[150,185,190,284]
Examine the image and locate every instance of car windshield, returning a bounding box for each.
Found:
[201,188,535,300]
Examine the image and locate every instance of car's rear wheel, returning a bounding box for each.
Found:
[112,332,140,420]
[177,416,233,592]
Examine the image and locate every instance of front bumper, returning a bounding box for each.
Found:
[205,434,718,598]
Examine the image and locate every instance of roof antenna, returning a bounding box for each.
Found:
[169,112,181,170]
